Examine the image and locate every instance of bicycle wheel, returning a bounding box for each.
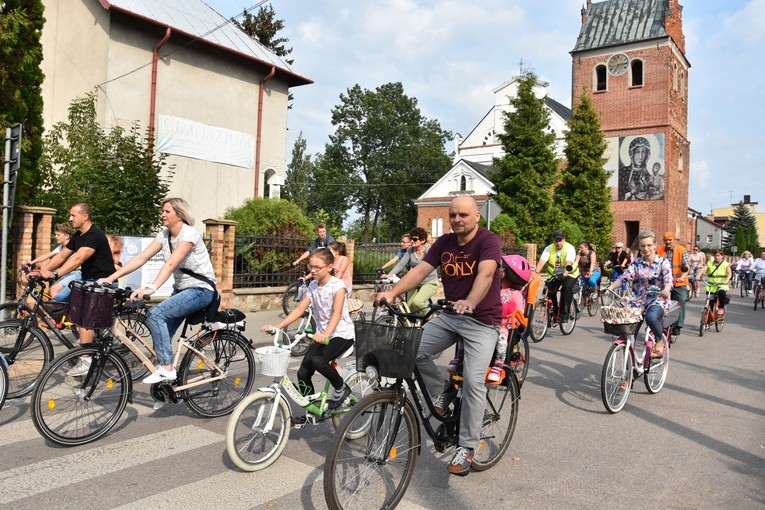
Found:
[282,281,305,315]
[601,343,633,414]
[0,301,24,321]
[644,344,669,394]
[586,290,600,316]
[373,313,399,327]
[285,313,317,358]
[0,357,8,411]
[0,319,55,398]
[559,301,577,335]
[331,370,377,437]
[113,311,156,381]
[351,309,366,323]
[30,346,130,446]
[699,308,708,337]
[471,373,520,470]
[599,288,614,307]
[180,329,256,417]
[715,314,725,332]
[507,331,529,388]
[529,301,548,343]
[741,281,746,298]
[324,390,419,510]
[225,390,291,472]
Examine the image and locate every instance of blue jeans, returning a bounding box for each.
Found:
[644,302,665,341]
[583,271,601,288]
[147,287,214,365]
[51,271,82,302]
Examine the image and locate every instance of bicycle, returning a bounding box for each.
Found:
[686,274,700,301]
[580,276,601,317]
[753,276,765,311]
[369,272,401,322]
[323,300,520,509]
[739,270,752,297]
[282,269,310,315]
[730,270,739,289]
[225,326,376,472]
[698,283,726,336]
[0,352,8,412]
[600,288,676,414]
[529,270,578,342]
[30,282,256,446]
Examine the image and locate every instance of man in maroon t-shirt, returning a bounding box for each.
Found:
[377,195,501,476]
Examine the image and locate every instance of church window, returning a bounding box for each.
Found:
[630,59,643,86]
[673,62,678,91]
[680,71,685,99]
[595,64,607,91]
[460,175,467,191]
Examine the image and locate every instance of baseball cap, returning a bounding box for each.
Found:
[662,231,675,240]
[552,230,565,240]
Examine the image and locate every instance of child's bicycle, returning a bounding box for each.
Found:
[686,274,699,301]
[699,283,726,336]
[225,327,376,472]
[600,288,678,414]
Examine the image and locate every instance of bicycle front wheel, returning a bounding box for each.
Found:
[586,290,600,316]
[559,301,577,335]
[225,390,291,472]
[0,319,54,398]
[180,330,255,417]
[741,282,746,298]
[31,346,130,446]
[331,370,378,437]
[601,343,633,414]
[0,358,8,411]
[471,374,520,470]
[324,390,419,510]
[282,281,304,315]
[529,302,548,343]
[699,308,708,337]
[644,344,669,394]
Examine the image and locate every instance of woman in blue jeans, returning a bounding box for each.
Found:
[607,230,673,358]
[99,198,216,384]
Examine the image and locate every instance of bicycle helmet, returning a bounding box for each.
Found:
[501,254,532,289]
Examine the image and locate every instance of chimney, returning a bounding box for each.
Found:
[744,195,751,204]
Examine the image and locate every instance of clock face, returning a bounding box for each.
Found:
[608,53,629,76]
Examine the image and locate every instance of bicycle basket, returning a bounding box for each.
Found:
[68,282,116,329]
[354,321,423,379]
[600,305,642,335]
[255,346,291,377]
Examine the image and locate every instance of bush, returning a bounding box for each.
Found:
[225,197,313,237]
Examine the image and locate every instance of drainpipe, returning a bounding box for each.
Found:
[255,66,276,198]
[149,28,172,144]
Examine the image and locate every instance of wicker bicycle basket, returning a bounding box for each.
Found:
[354,321,423,379]
[255,346,291,377]
[600,306,643,335]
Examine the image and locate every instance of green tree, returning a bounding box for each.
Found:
[225,197,312,237]
[723,202,760,254]
[39,94,172,234]
[284,132,314,212]
[555,93,613,252]
[0,0,47,207]
[233,5,293,64]
[322,82,451,241]
[492,73,560,247]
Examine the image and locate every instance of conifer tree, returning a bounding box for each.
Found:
[492,72,560,247]
[555,94,613,252]
[723,202,759,254]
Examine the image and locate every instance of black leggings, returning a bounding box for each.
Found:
[297,336,354,395]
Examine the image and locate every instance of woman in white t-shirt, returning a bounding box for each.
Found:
[100,198,216,385]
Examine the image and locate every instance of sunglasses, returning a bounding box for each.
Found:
[410,237,420,241]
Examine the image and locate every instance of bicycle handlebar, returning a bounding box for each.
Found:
[266,327,311,350]
[379,297,454,321]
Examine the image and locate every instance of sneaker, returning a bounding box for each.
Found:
[487,358,504,382]
[143,366,177,384]
[447,446,474,476]
[433,387,458,417]
[327,384,351,410]
[291,415,307,429]
[446,357,462,374]
[671,326,681,336]
[717,308,725,317]
[67,357,92,377]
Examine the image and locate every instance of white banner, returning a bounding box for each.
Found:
[156,114,254,169]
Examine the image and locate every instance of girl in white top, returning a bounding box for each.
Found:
[262,248,355,412]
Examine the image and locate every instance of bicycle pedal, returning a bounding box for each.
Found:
[291,416,307,428]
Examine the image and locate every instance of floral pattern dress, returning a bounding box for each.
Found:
[617,255,674,313]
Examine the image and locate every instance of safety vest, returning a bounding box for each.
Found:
[544,242,580,278]
[657,245,687,287]
[706,259,730,291]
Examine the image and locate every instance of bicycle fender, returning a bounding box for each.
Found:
[612,337,627,346]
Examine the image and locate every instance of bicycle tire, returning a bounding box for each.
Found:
[113,311,156,381]
[373,313,399,327]
[285,313,317,358]
[586,290,600,316]
[559,301,577,335]
[331,370,377,437]
[0,357,8,411]
[599,288,614,307]
[644,344,669,394]
[699,308,708,337]
[529,301,548,343]
[30,346,131,446]
[324,390,419,510]
[507,331,529,388]
[179,329,256,417]
[351,309,366,323]
[282,281,305,316]
[225,390,291,472]
[0,301,24,321]
[601,343,632,414]
[741,282,746,298]
[0,319,55,399]
[715,315,725,332]
[471,374,520,470]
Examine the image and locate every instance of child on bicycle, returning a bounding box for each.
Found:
[705,250,731,315]
[261,248,355,420]
[446,254,532,382]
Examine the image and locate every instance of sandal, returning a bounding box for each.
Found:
[651,341,666,359]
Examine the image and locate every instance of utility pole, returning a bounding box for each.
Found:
[2,124,22,303]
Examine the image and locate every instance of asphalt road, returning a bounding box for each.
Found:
[1,292,763,509]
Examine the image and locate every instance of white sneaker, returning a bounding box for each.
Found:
[143,366,177,384]
[67,357,92,377]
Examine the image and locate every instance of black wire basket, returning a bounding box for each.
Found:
[354,321,423,379]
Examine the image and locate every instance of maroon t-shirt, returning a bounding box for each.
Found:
[423,228,502,326]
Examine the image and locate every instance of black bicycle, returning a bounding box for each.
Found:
[323,300,520,509]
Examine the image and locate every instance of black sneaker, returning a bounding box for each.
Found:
[327,384,351,410]
[671,326,681,336]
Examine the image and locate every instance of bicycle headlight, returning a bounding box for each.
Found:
[365,365,379,380]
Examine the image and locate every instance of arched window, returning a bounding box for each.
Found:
[595,64,607,91]
[460,175,467,191]
[680,71,685,99]
[630,59,643,86]
[673,62,678,91]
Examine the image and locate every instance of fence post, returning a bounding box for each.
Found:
[203,218,237,309]
[13,206,56,299]
[523,243,537,265]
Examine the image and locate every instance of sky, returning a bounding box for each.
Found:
[207,0,764,216]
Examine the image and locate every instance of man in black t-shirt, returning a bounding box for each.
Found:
[39,203,115,376]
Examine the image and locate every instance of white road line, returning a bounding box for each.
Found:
[0,425,223,504]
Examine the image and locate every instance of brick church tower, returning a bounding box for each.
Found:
[571,0,691,250]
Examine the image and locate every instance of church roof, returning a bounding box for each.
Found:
[544,97,572,121]
[463,160,498,179]
[98,0,312,86]
[572,0,670,53]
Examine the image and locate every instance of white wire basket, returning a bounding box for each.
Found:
[255,346,291,377]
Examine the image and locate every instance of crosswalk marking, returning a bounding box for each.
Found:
[0,425,223,504]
